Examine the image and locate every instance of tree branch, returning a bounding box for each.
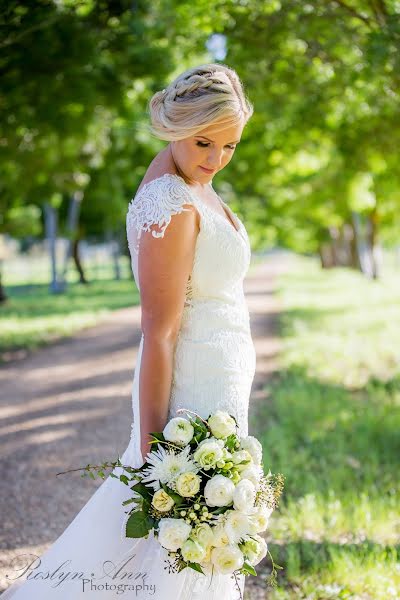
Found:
[330,0,374,28]
[370,0,389,26]
[0,14,60,49]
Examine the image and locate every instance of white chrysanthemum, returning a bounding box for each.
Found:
[141,445,199,492]
[239,435,263,465]
[224,509,253,544]
[233,479,256,514]
[163,417,194,446]
[211,544,244,574]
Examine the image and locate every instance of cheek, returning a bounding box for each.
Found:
[189,147,203,164]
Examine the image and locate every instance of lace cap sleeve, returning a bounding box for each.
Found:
[126,173,194,256]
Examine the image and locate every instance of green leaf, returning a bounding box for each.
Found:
[242,561,257,576]
[131,481,152,500]
[122,497,138,506]
[210,506,230,515]
[160,482,185,506]
[187,562,205,574]
[125,511,155,538]
[149,432,166,443]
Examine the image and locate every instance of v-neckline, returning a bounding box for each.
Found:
[134,172,244,239]
[173,175,243,237]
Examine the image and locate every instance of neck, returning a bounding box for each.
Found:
[166,144,212,190]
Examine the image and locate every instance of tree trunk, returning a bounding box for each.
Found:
[328,226,340,266]
[72,238,88,284]
[366,208,380,279]
[318,241,335,268]
[348,220,362,270]
[60,191,84,287]
[351,211,372,276]
[0,272,7,303]
[112,237,121,281]
[44,203,65,293]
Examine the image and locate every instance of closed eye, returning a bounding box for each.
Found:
[196,141,236,150]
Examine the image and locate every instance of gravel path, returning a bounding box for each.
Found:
[0,250,292,597]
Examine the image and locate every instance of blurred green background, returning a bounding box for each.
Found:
[1,1,399,598]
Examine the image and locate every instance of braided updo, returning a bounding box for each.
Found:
[148,63,253,141]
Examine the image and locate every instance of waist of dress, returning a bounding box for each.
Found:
[179,296,251,340]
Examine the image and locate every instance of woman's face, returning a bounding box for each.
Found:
[170,121,245,185]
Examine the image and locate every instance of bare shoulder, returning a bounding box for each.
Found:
[134,149,199,229]
[136,148,179,195]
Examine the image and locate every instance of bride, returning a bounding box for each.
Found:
[2,63,256,599]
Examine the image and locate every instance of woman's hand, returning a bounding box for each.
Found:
[141,433,152,463]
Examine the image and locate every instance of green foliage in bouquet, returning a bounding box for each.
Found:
[57,408,285,595]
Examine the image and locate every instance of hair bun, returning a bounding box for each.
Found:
[148,63,253,141]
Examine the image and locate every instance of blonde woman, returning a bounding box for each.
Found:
[2,63,256,600]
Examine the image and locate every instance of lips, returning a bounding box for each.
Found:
[199,166,214,173]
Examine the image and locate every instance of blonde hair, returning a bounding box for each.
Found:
[148,63,253,141]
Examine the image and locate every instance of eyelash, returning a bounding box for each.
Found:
[196,141,236,150]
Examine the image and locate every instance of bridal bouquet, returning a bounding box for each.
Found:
[64,409,285,588]
[115,409,284,586]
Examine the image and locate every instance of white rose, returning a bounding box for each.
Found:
[193,438,224,469]
[211,544,244,574]
[212,521,230,547]
[192,522,214,548]
[181,538,207,563]
[239,464,263,489]
[157,518,192,551]
[163,417,194,446]
[233,479,256,514]
[175,471,201,497]
[239,534,268,566]
[151,489,175,512]
[231,450,253,472]
[204,474,235,507]
[191,522,215,565]
[249,505,272,534]
[224,509,253,544]
[239,435,263,465]
[208,410,237,439]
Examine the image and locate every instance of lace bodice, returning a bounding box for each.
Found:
[126,172,251,313]
[126,170,255,437]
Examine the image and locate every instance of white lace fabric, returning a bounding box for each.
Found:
[125,172,256,441]
[2,173,256,600]
[123,173,256,598]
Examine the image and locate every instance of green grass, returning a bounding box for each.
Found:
[250,254,400,600]
[0,252,267,360]
[0,274,140,359]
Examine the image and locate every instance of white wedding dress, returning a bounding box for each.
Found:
[1,173,257,599]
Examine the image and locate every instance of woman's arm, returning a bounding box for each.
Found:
[137,202,199,461]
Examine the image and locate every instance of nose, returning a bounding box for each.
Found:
[206,148,224,169]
